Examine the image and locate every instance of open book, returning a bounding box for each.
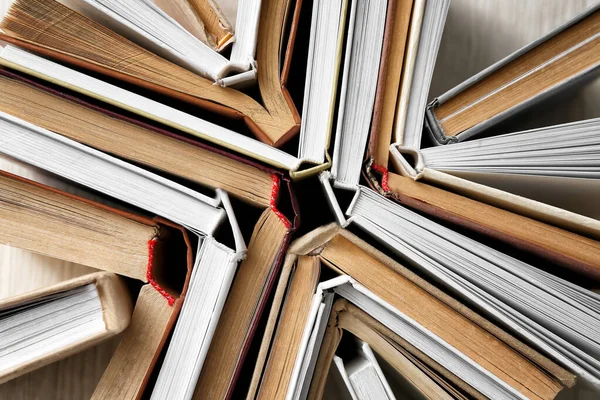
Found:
[365,3,600,259]
[0,0,299,146]
[0,0,397,177]
[249,226,574,400]
[56,0,254,82]
[0,61,300,396]
[0,115,251,399]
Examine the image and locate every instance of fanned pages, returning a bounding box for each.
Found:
[0,0,299,146]
[0,109,226,234]
[0,272,132,384]
[56,0,233,81]
[346,187,600,387]
[298,0,346,164]
[419,119,600,219]
[0,45,300,170]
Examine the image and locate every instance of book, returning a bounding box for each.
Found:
[0,67,279,208]
[352,4,600,277]
[418,118,600,220]
[0,108,226,234]
[93,192,296,399]
[56,0,248,82]
[192,207,296,400]
[297,0,347,165]
[423,4,600,144]
[0,0,399,178]
[0,271,131,384]
[0,73,300,397]
[0,0,300,147]
[392,0,449,150]
[250,225,573,400]
[329,0,392,187]
[328,0,447,188]
[0,169,188,282]
[0,169,195,394]
[362,168,600,275]
[0,46,304,173]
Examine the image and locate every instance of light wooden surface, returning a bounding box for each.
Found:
[1,0,599,399]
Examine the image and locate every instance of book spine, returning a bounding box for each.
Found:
[424,100,458,145]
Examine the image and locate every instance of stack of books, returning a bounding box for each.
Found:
[0,0,598,398]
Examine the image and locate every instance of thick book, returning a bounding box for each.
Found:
[250,225,574,400]
[0,0,300,147]
[424,4,600,144]
[0,67,280,209]
[0,272,132,384]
